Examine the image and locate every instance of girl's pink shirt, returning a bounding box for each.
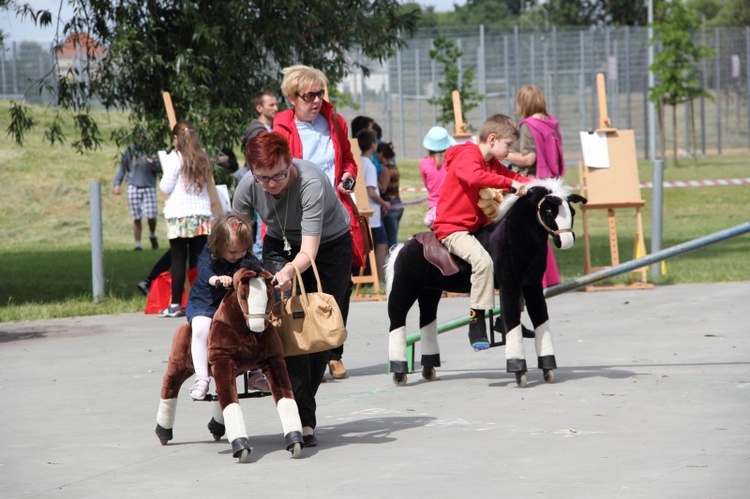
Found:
[420,156,446,209]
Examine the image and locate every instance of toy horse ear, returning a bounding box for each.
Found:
[568,194,587,205]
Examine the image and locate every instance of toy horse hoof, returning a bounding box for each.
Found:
[289,442,303,459]
[231,437,251,462]
[515,372,528,388]
[422,366,436,381]
[393,372,408,386]
[543,369,555,383]
[285,431,303,455]
[155,424,172,445]
[208,417,225,441]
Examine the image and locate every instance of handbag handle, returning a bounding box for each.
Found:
[285,251,324,307]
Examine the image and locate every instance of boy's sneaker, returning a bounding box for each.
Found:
[150,236,159,250]
[159,304,185,318]
[137,280,150,296]
[468,309,490,351]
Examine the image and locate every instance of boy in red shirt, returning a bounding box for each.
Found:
[433,114,531,351]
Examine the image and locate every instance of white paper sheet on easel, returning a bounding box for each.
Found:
[215,184,232,213]
[580,131,610,168]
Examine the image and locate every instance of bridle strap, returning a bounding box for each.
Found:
[244,312,271,320]
[536,196,573,237]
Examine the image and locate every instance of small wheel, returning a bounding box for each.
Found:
[393,372,408,386]
[515,371,527,388]
[158,438,168,446]
[238,448,250,463]
[543,369,555,383]
[290,442,303,459]
[422,366,436,381]
[212,433,222,442]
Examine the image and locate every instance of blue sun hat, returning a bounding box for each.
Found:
[422,126,455,152]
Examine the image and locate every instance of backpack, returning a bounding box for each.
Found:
[518,117,565,178]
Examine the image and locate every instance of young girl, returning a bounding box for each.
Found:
[419,126,454,229]
[158,120,214,318]
[185,213,268,400]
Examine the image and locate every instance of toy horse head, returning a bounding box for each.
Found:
[233,268,276,333]
[527,178,587,250]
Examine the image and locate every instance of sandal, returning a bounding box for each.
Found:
[189,375,210,400]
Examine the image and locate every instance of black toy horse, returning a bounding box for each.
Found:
[385,178,586,387]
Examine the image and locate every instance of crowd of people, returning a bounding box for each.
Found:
[113,70,564,449]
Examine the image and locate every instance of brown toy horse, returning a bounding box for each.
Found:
[155,268,303,462]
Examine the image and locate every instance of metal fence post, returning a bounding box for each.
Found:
[650,159,664,279]
[90,182,105,303]
[715,27,722,155]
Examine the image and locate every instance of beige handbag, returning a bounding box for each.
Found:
[271,258,347,357]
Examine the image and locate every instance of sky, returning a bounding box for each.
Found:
[0,1,467,44]
[0,1,74,43]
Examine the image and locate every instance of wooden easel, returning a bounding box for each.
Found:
[349,138,384,299]
[451,90,474,143]
[578,74,651,290]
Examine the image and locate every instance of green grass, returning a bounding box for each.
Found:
[1,100,748,322]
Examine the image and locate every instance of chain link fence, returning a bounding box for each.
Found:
[3,25,749,160]
[336,25,750,161]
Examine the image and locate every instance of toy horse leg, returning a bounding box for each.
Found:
[222,403,251,462]
[155,398,177,445]
[155,323,194,444]
[501,291,528,386]
[534,321,557,382]
[207,401,225,441]
[387,279,420,377]
[261,355,303,457]
[418,288,443,381]
[523,284,556,382]
[276,398,303,458]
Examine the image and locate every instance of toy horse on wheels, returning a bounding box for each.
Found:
[386,178,586,387]
[155,267,304,462]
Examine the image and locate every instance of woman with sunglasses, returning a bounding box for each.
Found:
[273,64,364,380]
[233,131,352,448]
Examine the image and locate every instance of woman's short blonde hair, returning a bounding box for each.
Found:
[280,65,329,101]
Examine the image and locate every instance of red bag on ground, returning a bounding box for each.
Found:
[144,268,197,314]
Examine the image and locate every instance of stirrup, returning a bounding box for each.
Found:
[189,376,211,400]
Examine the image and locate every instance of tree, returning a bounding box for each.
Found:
[710,0,750,26]
[538,0,648,27]
[427,34,483,132]
[453,0,516,29]
[649,0,713,165]
[6,0,419,154]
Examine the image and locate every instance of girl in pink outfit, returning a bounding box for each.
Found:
[506,85,565,287]
[419,126,454,228]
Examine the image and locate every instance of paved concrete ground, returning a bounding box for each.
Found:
[1,282,748,498]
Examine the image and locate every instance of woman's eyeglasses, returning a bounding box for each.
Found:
[253,165,290,184]
[297,90,325,103]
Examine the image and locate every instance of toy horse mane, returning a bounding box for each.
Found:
[496,177,571,221]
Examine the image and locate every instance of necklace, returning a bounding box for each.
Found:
[269,191,291,255]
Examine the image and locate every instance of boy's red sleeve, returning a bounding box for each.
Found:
[452,151,528,189]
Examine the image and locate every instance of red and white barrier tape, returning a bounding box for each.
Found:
[399,178,750,193]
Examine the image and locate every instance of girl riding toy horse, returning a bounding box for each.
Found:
[155,267,304,462]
